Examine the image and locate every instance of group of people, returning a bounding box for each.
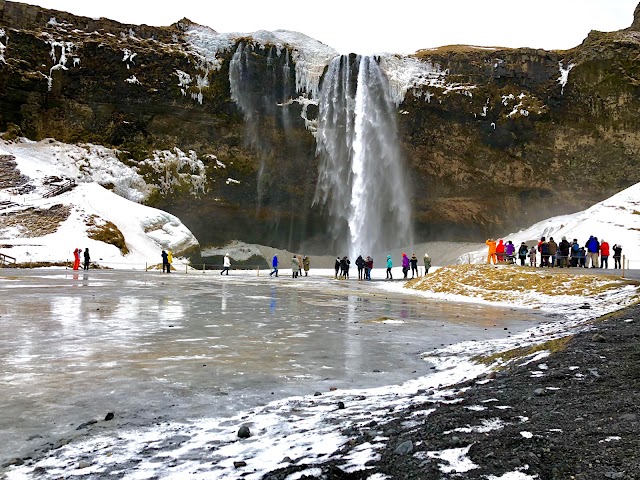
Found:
[160,249,173,273]
[332,252,432,280]
[268,254,310,278]
[486,236,623,269]
[72,247,90,271]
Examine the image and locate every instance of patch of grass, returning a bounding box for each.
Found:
[473,336,573,366]
[405,264,638,302]
[0,205,71,237]
[87,218,129,255]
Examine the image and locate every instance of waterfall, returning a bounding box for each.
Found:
[315,55,413,258]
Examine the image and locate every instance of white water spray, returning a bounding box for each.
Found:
[315,55,413,258]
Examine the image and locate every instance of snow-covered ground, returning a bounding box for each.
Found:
[0,139,198,268]
[458,182,640,268]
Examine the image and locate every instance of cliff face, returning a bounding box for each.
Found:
[1,0,640,251]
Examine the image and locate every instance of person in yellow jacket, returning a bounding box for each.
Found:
[167,250,173,272]
[486,239,497,264]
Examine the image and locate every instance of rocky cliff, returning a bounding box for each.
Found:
[1,0,640,252]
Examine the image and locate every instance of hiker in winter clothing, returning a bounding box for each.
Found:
[73,248,80,271]
[586,236,599,268]
[291,255,300,278]
[410,254,418,278]
[365,256,373,280]
[269,255,278,277]
[495,239,505,263]
[579,247,587,268]
[401,253,410,279]
[83,248,90,270]
[486,239,497,264]
[161,250,170,273]
[386,255,393,280]
[548,237,558,267]
[424,253,432,273]
[558,237,571,268]
[167,251,173,271]
[600,240,610,269]
[528,246,537,267]
[505,241,515,263]
[356,255,366,280]
[303,256,310,276]
[613,244,623,269]
[518,242,528,266]
[221,253,231,275]
[334,257,340,279]
[340,256,350,279]
[540,238,550,267]
[570,239,580,267]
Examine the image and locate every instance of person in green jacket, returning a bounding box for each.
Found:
[386,255,393,280]
[424,253,432,274]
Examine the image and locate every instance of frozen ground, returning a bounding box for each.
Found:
[0,267,551,475]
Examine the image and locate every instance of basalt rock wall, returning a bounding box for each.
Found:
[2,0,640,250]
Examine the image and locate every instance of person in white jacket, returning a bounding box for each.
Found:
[221,253,231,275]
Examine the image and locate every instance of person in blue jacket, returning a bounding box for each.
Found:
[269,254,278,277]
[386,255,393,280]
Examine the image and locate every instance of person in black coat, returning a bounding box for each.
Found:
[161,250,170,273]
[355,255,365,280]
[83,248,91,270]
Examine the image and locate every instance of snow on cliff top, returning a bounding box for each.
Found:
[459,182,640,267]
[0,139,198,268]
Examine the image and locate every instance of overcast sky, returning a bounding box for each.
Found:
[19,0,639,54]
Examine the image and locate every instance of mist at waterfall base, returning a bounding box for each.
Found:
[315,55,414,259]
[228,46,414,257]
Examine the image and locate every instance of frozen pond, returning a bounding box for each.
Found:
[0,268,550,465]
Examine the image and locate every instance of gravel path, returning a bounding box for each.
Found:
[263,305,640,480]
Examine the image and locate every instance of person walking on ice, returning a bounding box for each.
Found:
[386,255,393,280]
[423,253,431,274]
[410,253,418,278]
[269,254,278,277]
[221,253,231,275]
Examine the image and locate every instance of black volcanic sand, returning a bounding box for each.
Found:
[264,305,640,480]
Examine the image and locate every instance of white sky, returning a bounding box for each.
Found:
[17,0,640,53]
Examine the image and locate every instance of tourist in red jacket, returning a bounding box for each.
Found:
[600,240,610,269]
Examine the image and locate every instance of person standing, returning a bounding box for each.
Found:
[386,255,393,280]
[495,239,505,263]
[540,239,550,267]
[73,248,80,270]
[355,255,365,280]
[291,255,299,278]
[410,253,418,278]
[167,250,173,273]
[365,256,373,280]
[570,239,580,267]
[505,241,515,263]
[486,239,497,264]
[343,256,350,279]
[221,253,231,275]
[401,253,409,279]
[83,248,90,270]
[518,242,528,266]
[528,245,537,267]
[586,236,599,268]
[269,254,278,277]
[161,250,169,273]
[600,239,610,269]
[613,244,623,269]
[558,237,571,268]
[548,237,558,267]
[297,255,303,278]
[334,257,341,279]
[424,253,431,274]
[303,255,310,276]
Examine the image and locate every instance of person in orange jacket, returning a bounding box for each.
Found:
[486,239,497,264]
[72,248,80,270]
[495,239,505,263]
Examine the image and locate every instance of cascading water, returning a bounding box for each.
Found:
[315,55,413,258]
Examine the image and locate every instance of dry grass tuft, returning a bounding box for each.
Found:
[474,336,573,366]
[0,205,71,237]
[405,264,637,303]
[86,215,129,255]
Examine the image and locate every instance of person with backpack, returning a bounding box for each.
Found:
[600,240,610,269]
[613,244,623,269]
[518,242,528,266]
[570,239,580,267]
